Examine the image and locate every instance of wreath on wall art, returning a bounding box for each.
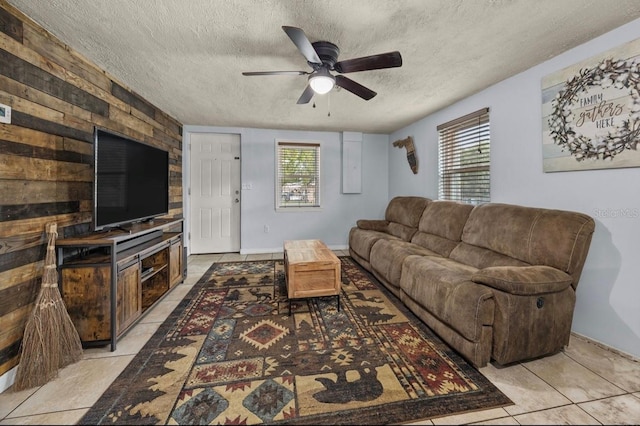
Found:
[548,57,640,161]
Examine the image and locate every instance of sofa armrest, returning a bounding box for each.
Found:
[356,219,389,232]
[471,265,573,295]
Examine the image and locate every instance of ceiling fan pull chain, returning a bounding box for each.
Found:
[328,93,331,117]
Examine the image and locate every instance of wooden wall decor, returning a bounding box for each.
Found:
[0,0,183,379]
[393,136,418,174]
[542,37,640,172]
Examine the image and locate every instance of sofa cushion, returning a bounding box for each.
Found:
[384,196,430,227]
[411,200,474,256]
[449,242,530,269]
[472,266,573,295]
[356,219,389,233]
[370,239,440,290]
[400,255,494,343]
[388,222,418,241]
[348,196,430,263]
[460,203,595,287]
[348,227,402,262]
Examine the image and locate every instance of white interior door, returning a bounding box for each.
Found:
[189,133,241,253]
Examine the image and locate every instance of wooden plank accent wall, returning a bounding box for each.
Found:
[0,1,184,377]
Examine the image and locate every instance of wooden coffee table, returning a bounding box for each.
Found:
[283,240,341,314]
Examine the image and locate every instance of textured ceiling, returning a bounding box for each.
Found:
[6,0,640,133]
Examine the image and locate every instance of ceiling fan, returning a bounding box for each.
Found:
[242,26,402,104]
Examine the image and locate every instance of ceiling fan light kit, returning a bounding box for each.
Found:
[242,26,402,104]
[309,68,335,94]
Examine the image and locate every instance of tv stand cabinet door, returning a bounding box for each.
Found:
[116,261,142,335]
[169,236,183,288]
[61,265,111,342]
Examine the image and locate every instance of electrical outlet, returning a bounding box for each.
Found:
[264,225,269,233]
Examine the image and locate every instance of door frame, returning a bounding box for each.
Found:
[183,128,243,256]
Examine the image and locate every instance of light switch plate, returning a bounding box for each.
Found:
[0,103,11,124]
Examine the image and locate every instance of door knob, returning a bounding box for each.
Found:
[235,198,240,203]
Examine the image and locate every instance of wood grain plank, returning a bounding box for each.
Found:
[152,126,181,150]
[109,104,154,136]
[0,48,109,116]
[0,89,65,123]
[0,261,42,290]
[0,243,44,274]
[11,111,93,142]
[90,113,151,145]
[0,153,92,181]
[0,305,31,347]
[155,109,182,139]
[0,31,129,112]
[0,180,91,205]
[63,136,93,156]
[0,337,21,376]
[0,137,86,164]
[0,121,63,149]
[111,82,156,119]
[0,5,22,43]
[0,305,32,338]
[22,23,111,93]
[0,277,39,317]
[0,74,93,122]
[0,326,26,357]
[0,201,80,222]
[0,212,92,239]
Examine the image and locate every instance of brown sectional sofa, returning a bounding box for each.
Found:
[349,196,595,368]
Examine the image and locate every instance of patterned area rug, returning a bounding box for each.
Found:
[81,258,511,425]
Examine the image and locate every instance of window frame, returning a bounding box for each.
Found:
[274,139,322,212]
[437,107,491,205]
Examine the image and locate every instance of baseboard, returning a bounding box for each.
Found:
[570,332,639,362]
[239,247,283,255]
[0,365,16,394]
[239,244,348,255]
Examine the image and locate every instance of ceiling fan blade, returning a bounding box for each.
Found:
[242,71,309,76]
[282,26,322,64]
[334,51,402,74]
[335,75,376,100]
[297,84,315,104]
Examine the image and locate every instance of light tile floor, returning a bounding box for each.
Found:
[1,252,639,425]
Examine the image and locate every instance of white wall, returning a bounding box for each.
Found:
[183,126,389,254]
[389,19,640,359]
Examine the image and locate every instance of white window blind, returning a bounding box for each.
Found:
[276,141,320,209]
[437,108,490,204]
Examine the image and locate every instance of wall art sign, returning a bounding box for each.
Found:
[542,37,640,172]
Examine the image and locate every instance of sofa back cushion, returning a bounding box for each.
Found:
[411,201,474,256]
[384,196,430,240]
[453,203,595,289]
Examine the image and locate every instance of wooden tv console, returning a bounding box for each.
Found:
[56,218,185,351]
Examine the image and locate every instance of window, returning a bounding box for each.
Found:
[437,108,490,204]
[276,141,320,209]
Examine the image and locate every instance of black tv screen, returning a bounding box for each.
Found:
[93,128,169,231]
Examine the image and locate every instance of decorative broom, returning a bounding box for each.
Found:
[13,222,83,391]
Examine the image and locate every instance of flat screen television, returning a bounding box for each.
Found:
[93,128,169,231]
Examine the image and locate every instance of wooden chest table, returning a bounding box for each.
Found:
[283,239,341,314]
